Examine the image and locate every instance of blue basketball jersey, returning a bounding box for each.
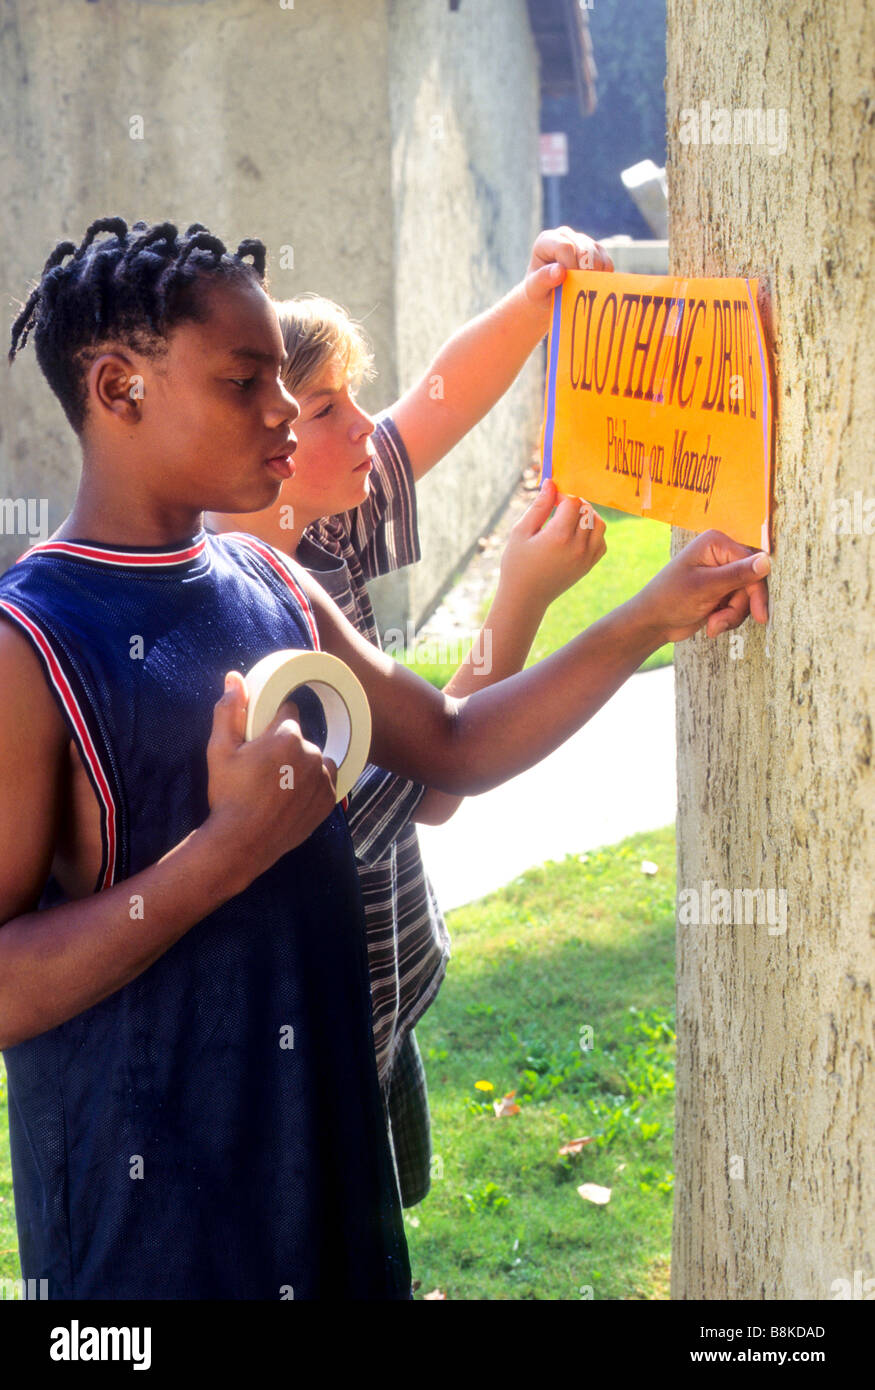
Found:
[0,527,410,1300]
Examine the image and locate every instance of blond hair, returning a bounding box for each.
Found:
[272,294,376,398]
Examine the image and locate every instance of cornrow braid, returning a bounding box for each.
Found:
[9,215,269,434]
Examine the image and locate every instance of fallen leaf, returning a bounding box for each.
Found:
[558,1137,595,1156]
[493,1091,521,1118]
[424,1288,447,1300]
[641,860,659,875]
[577,1183,612,1205]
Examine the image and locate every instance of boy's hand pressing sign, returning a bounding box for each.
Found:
[636,530,771,642]
[499,477,608,611]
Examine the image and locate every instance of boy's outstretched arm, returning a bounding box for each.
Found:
[301,531,770,796]
[388,227,613,481]
[0,532,767,1046]
[414,480,607,824]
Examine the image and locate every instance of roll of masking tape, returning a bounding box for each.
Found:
[243,649,371,803]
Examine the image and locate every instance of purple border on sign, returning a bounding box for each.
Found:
[541,283,564,481]
[744,277,771,549]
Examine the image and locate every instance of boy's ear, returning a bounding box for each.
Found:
[89,352,146,424]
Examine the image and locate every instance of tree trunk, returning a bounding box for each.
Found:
[667,0,875,1299]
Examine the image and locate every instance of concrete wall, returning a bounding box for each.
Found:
[374,0,543,632]
[1,0,543,632]
[0,0,395,560]
[667,0,874,1299]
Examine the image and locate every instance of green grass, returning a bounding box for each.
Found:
[0,1063,15,1282]
[398,508,673,688]
[406,824,677,1301]
[0,826,677,1299]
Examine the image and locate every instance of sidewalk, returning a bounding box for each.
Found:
[416,665,676,911]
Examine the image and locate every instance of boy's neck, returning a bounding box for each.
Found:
[55,481,204,548]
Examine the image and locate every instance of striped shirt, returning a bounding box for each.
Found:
[297,415,450,1084]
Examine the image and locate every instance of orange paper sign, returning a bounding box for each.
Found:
[540,271,773,549]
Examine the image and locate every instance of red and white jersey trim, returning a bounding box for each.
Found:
[17,536,208,569]
[0,600,118,892]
